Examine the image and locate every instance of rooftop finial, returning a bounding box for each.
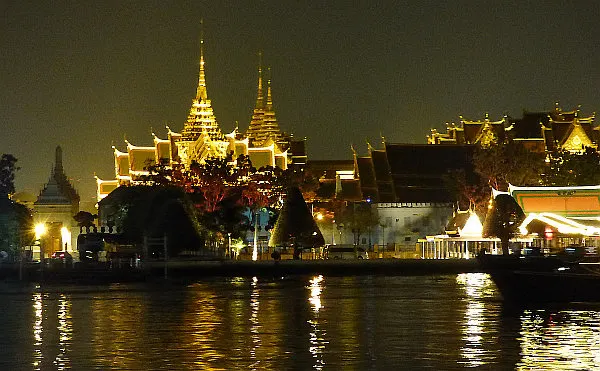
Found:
[54,145,63,173]
[266,67,273,109]
[196,19,207,101]
[255,51,264,109]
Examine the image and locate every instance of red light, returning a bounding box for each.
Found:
[544,226,554,240]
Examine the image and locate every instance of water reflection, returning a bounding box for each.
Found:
[249,276,261,369]
[307,275,327,369]
[31,289,73,370]
[54,294,72,370]
[517,309,600,370]
[12,275,600,369]
[32,292,43,369]
[456,273,500,368]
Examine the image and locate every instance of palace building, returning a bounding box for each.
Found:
[96,36,305,202]
[427,103,599,153]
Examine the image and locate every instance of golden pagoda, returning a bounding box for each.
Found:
[96,27,307,202]
[245,56,288,148]
[180,27,222,142]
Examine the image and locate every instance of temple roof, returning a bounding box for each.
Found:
[180,28,222,142]
[246,58,287,147]
[35,146,80,206]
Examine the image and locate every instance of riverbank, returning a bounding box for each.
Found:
[0,259,482,283]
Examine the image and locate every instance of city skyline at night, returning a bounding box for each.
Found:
[2,1,600,210]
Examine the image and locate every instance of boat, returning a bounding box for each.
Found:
[477,246,600,303]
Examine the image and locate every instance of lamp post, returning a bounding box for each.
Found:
[366,197,372,252]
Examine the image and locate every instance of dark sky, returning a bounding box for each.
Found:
[2,1,600,210]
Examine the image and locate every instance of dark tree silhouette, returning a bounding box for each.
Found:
[0,154,19,198]
[482,193,525,255]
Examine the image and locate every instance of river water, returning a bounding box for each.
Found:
[1,273,600,370]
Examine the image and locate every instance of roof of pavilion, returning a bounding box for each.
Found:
[509,184,600,218]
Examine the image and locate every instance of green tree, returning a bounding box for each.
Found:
[73,211,97,233]
[0,154,19,198]
[482,194,525,255]
[443,169,490,217]
[332,201,379,247]
[542,147,600,186]
[474,142,544,191]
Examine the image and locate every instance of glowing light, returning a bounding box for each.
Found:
[35,223,46,239]
[520,212,600,236]
[460,212,483,237]
[315,213,324,221]
[61,227,71,251]
[308,275,324,312]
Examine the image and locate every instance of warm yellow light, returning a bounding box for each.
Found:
[460,212,483,237]
[35,223,46,239]
[316,213,324,221]
[61,227,71,251]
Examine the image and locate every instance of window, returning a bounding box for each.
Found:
[404,236,412,242]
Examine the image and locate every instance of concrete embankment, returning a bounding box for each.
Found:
[0,259,482,283]
[144,258,482,278]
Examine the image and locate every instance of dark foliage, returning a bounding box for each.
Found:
[482,193,525,255]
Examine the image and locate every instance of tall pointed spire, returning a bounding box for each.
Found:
[265,67,273,110]
[181,19,221,142]
[54,145,63,174]
[255,51,264,109]
[196,19,207,101]
[246,51,266,144]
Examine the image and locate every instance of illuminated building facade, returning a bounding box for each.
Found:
[33,146,80,257]
[96,36,305,201]
[511,184,600,246]
[428,103,598,153]
[309,143,475,255]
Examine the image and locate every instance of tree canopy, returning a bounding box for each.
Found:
[473,142,544,191]
[482,193,525,255]
[0,154,19,198]
[541,147,600,186]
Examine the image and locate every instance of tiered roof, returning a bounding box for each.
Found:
[430,104,598,153]
[245,57,287,147]
[180,32,222,141]
[35,146,80,206]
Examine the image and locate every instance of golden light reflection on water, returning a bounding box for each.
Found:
[54,294,72,370]
[249,276,261,370]
[456,273,498,368]
[31,290,73,371]
[517,310,600,370]
[183,283,225,369]
[307,275,327,370]
[32,292,43,369]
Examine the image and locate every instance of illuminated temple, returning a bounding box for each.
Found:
[96,37,305,201]
[427,104,598,152]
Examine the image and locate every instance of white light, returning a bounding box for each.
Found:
[35,224,46,239]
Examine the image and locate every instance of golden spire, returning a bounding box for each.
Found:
[265,67,273,110]
[196,19,207,101]
[255,51,264,109]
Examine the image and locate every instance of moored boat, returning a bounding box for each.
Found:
[477,248,600,303]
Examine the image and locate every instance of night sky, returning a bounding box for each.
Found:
[2,1,600,211]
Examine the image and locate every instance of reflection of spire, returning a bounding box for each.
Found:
[196,19,207,101]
